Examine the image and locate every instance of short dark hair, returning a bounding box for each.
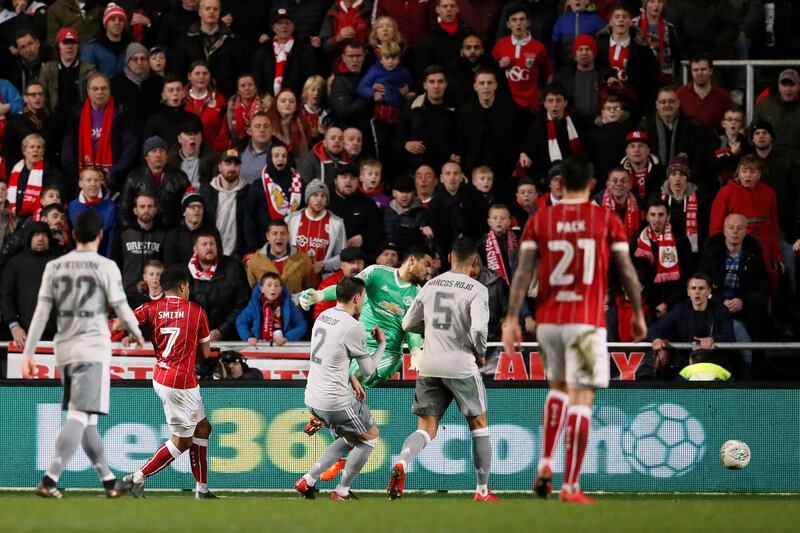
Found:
[73,211,103,243]
[24,81,44,93]
[506,3,528,20]
[341,39,365,52]
[687,273,712,288]
[266,219,289,232]
[473,66,497,81]
[160,267,190,292]
[646,198,670,213]
[134,190,157,204]
[561,157,594,192]
[517,177,538,191]
[609,3,633,17]
[162,74,184,87]
[488,203,510,215]
[403,243,434,263]
[689,52,713,69]
[336,276,365,303]
[451,236,477,263]
[192,229,218,245]
[259,272,281,284]
[607,165,629,178]
[423,65,446,82]
[41,203,66,219]
[542,82,569,100]
[15,29,37,42]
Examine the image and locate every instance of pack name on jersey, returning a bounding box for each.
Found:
[52,261,99,270]
[158,311,185,319]
[427,278,474,290]
[556,220,586,233]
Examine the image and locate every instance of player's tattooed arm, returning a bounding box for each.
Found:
[505,246,537,319]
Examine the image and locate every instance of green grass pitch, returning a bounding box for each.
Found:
[1,491,799,532]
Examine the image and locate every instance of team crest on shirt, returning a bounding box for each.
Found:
[190,410,198,421]
[402,295,413,306]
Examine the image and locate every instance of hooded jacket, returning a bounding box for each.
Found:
[236,284,307,342]
[200,175,249,257]
[112,221,166,292]
[384,198,427,256]
[297,141,350,185]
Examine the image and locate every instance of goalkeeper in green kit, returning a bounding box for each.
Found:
[299,244,434,480]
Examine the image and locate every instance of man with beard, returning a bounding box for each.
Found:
[298,126,350,185]
[112,190,165,298]
[200,148,249,257]
[449,34,507,107]
[244,140,303,252]
[163,190,220,268]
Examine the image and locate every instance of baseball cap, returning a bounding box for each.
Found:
[220,148,242,163]
[779,69,799,85]
[56,28,79,43]
[271,7,294,24]
[625,130,650,145]
[178,115,203,135]
[340,247,365,263]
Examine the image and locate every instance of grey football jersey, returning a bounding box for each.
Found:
[305,308,372,411]
[24,250,135,365]
[402,271,489,379]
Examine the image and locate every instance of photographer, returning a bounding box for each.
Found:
[215,351,263,381]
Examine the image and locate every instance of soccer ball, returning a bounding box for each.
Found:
[622,403,706,478]
[720,440,751,470]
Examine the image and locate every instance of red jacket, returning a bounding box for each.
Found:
[709,179,782,269]
[312,270,344,321]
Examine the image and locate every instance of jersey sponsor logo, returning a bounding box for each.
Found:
[295,235,330,250]
[507,66,530,81]
[380,301,404,315]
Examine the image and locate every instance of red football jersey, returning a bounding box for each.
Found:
[134,296,211,389]
[295,211,331,261]
[521,200,629,327]
[492,35,552,112]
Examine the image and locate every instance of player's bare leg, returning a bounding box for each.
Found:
[191,419,216,499]
[125,434,193,498]
[389,416,438,500]
[534,382,569,499]
[559,388,596,505]
[467,414,500,502]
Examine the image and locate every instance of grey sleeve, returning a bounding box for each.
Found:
[346,322,386,375]
[469,288,489,358]
[105,264,143,340]
[21,265,54,358]
[401,290,425,334]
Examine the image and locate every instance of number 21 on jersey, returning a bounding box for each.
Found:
[548,239,595,302]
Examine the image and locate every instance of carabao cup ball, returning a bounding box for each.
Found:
[720,439,751,469]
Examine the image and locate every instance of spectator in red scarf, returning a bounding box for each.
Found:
[185,61,230,152]
[6,133,62,219]
[477,204,518,286]
[632,0,682,85]
[236,271,307,345]
[620,129,665,208]
[320,0,370,57]
[251,7,315,98]
[415,0,473,80]
[595,166,641,241]
[226,73,264,145]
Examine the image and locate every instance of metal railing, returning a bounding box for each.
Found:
[681,59,800,123]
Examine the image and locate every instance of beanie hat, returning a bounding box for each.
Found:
[304,179,329,202]
[142,136,167,156]
[181,189,205,211]
[125,42,148,64]
[666,153,690,177]
[572,34,598,56]
[749,120,775,140]
[103,3,128,28]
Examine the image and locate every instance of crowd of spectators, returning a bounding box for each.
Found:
[0,0,799,380]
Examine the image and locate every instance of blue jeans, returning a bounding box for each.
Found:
[732,318,752,378]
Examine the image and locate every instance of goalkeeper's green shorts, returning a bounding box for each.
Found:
[349,353,403,388]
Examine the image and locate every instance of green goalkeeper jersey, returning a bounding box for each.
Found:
[321,265,422,387]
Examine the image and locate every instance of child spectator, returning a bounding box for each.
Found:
[384,176,427,256]
[633,0,682,84]
[311,246,366,320]
[478,204,518,286]
[359,159,390,209]
[236,272,307,346]
[33,185,62,222]
[300,75,329,144]
[713,107,750,187]
[471,165,494,206]
[510,177,538,235]
[67,167,116,257]
[551,0,607,76]
[356,42,415,168]
[148,47,166,77]
[127,259,165,309]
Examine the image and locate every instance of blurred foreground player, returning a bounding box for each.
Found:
[294,277,387,500]
[502,158,646,504]
[116,267,216,499]
[388,237,498,502]
[21,210,145,498]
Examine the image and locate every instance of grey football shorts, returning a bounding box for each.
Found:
[59,362,110,415]
[412,374,487,418]
[308,400,375,438]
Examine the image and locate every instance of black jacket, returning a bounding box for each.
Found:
[251,38,315,97]
[329,70,372,133]
[477,266,508,342]
[167,144,220,188]
[199,178,249,256]
[426,183,488,263]
[143,105,198,149]
[2,112,58,164]
[456,97,521,184]
[119,164,191,229]
[1,223,59,337]
[110,72,163,136]
[328,190,385,257]
[395,94,457,174]
[170,22,240,96]
[384,199,427,256]
[447,55,509,108]
[111,222,166,292]
[188,255,249,340]
[163,222,222,268]
[415,21,473,81]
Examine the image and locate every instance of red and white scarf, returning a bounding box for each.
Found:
[662,191,699,252]
[8,159,44,216]
[261,296,282,341]
[601,190,639,240]
[485,230,518,285]
[188,254,218,280]
[547,114,582,162]
[78,97,115,171]
[273,38,295,96]
[262,167,303,219]
[638,13,665,70]
[634,223,681,283]
[626,162,651,200]
[332,1,368,44]
[231,96,261,140]
[78,189,104,206]
[437,16,458,35]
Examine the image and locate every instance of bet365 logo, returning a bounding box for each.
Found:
[621,403,706,478]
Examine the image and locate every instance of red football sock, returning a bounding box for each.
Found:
[539,390,569,469]
[562,405,592,490]
[141,440,182,478]
[190,438,208,484]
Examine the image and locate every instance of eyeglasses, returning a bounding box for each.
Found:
[603,105,622,111]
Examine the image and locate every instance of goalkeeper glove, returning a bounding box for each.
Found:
[299,289,325,311]
[409,347,423,371]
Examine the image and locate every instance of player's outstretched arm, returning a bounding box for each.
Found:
[401,292,425,334]
[502,246,537,356]
[612,250,647,341]
[298,285,337,311]
[112,300,145,348]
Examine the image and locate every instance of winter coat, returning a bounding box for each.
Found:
[245,244,318,291]
[188,254,250,340]
[142,105,198,149]
[37,59,95,114]
[67,196,116,258]
[170,22,239,96]
[550,9,607,72]
[298,141,350,185]
[110,72,162,136]
[250,37,315,98]
[384,198,427,255]
[709,179,782,270]
[456,97,520,182]
[356,62,414,108]
[163,223,222,268]
[415,20,473,80]
[329,70,373,133]
[753,94,800,159]
[396,94,457,174]
[80,32,130,77]
[111,222,166,292]
[328,190,385,257]
[45,0,102,46]
[236,284,307,342]
[168,144,220,189]
[426,183,488,263]
[0,78,23,115]
[119,164,191,229]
